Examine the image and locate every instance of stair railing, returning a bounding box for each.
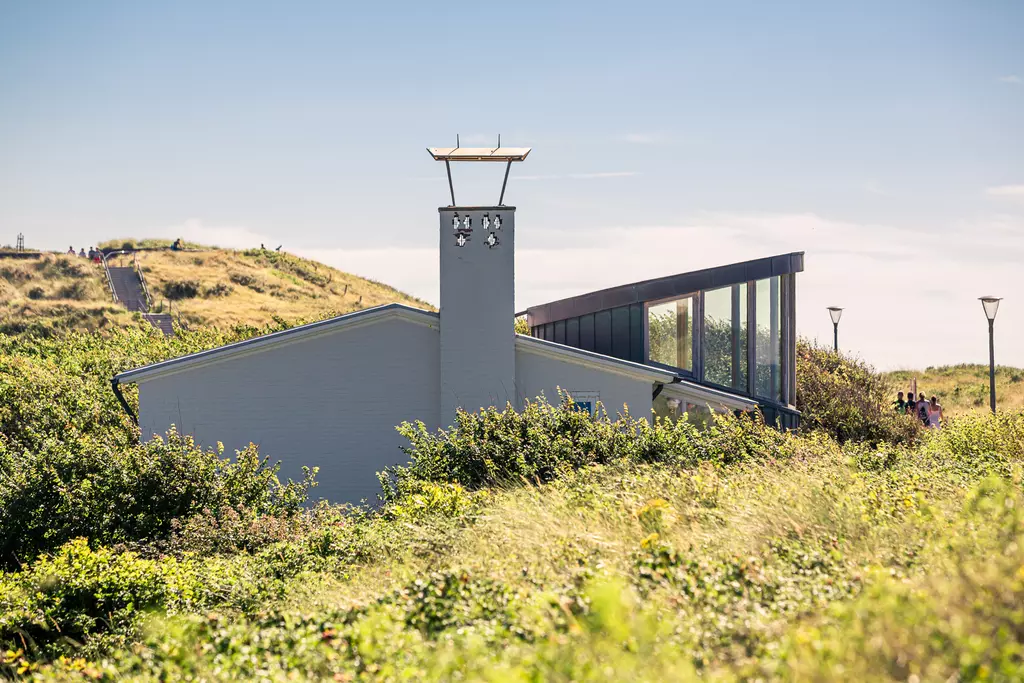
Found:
[100,251,120,303]
[132,252,153,311]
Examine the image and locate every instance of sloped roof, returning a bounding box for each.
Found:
[114,303,680,387]
[525,252,804,326]
[114,303,438,384]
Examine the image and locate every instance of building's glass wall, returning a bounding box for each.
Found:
[647,295,693,371]
[755,276,782,401]
[702,284,747,391]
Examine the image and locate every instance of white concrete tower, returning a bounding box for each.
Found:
[427,143,531,426]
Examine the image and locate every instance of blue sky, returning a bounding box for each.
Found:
[2,1,1022,370]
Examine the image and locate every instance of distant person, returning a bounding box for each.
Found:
[171,238,183,251]
[905,392,917,417]
[921,395,937,428]
[87,247,96,260]
[78,247,86,258]
[67,246,75,255]
[927,396,943,429]
[893,391,906,414]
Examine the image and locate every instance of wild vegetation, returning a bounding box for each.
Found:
[0,243,429,336]
[886,363,1024,416]
[1,322,1023,680]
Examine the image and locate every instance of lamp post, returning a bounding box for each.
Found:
[980,296,1001,414]
[827,307,843,353]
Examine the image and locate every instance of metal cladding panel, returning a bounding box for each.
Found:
[554,320,566,345]
[629,303,645,363]
[611,306,631,360]
[566,317,580,347]
[579,314,596,351]
[439,207,516,424]
[526,252,805,326]
[594,310,612,356]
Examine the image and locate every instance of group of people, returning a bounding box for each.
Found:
[894,391,944,429]
[67,246,103,263]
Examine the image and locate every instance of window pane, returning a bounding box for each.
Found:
[703,286,733,386]
[755,277,782,400]
[737,283,748,391]
[703,285,748,391]
[647,295,693,371]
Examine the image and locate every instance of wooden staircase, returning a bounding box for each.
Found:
[143,313,174,336]
[103,253,175,337]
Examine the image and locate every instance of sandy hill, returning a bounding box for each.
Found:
[0,239,431,336]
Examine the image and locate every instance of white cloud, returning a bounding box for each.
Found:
[567,171,639,179]
[863,180,889,196]
[621,133,664,144]
[516,171,638,181]
[998,75,1022,85]
[168,219,277,250]
[986,184,1024,199]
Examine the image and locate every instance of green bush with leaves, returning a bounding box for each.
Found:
[3,312,1024,679]
[382,396,791,498]
[160,279,200,300]
[796,339,920,445]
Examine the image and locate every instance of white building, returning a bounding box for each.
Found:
[113,146,757,504]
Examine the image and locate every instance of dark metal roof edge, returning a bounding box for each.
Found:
[525,251,805,325]
[115,303,438,383]
[438,206,516,211]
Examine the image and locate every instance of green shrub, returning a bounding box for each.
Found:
[0,540,180,656]
[381,396,791,499]
[0,265,32,283]
[26,286,45,300]
[0,428,315,567]
[796,339,920,445]
[203,282,233,297]
[160,279,200,300]
[229,270,267,292]
[55,281,89,300]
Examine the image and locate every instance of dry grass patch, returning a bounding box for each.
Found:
[887,364,1024,416]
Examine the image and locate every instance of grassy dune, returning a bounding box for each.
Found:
[886,364,1024,416]
[0,243,430,335]
[126,247,431,328]
[0,254,137,335]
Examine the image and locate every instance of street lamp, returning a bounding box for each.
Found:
[980,296,1001,414]
[827,307,843,353]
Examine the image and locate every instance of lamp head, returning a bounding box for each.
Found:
[827,306,843,325]
[980,296,1001,321]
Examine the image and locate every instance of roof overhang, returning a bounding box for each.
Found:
[427,147,531,162]
[515,334,676,384]
[660,379,758,413]
[525,252,805,327]
[114,304,439,385]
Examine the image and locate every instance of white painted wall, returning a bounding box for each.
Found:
[138,315,440,506]
[515,347,655,420]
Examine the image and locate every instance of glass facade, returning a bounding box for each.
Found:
[755,277,782,401]
[638,276,787,405]
[647,295,694,371]
[529,254,799,427]
[702,284,748,391]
